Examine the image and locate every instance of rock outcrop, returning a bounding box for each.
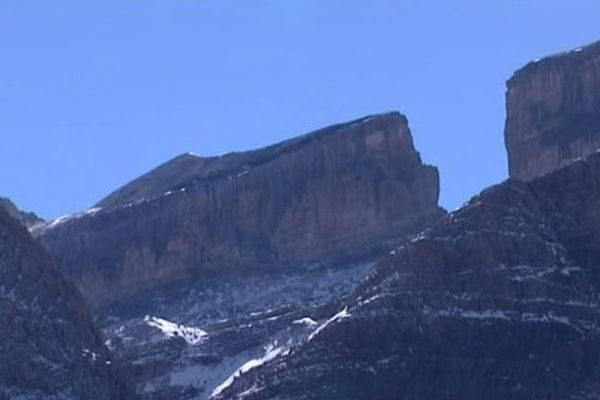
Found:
[505,40,600,180]
[0,208,129,399]
[0,197,44,229]
[217,151,600,400]
[36,112,443,310]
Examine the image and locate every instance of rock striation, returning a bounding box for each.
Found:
[0,208,129,399]
[505,40,600,180]
[217,151,600,400]
[36,112,443,310]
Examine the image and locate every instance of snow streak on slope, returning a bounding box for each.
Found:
[211,343,288,398]
[144,316,208,345]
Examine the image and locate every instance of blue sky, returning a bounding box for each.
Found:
[2,1,600,219]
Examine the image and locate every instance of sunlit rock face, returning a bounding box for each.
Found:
[505,40,600,180]
[36,112,443,310]
[217,152,600,400]
[0,209,129,399]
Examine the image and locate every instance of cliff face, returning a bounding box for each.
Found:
[217,152,600,400]
[505,40,600,180]
[0,209,128,399]
[36,112,443,309]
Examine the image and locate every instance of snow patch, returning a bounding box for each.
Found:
[44,207,103,230]
[46,214,73,229]
[411,231,428,243]
[82,348,100,362]
[144,316,208,345]
[211,344,287,398]
[359,294,381,306]
[293,317,318,326]
[86,207,102,215]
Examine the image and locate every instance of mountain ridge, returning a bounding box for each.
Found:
[37,111,443,311]
[95,111,413,210]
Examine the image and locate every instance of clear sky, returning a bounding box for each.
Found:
[2,1,600,219]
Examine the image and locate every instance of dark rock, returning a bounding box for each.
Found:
[35,112,443,310]
[0,197,44,229]
[0,208,130,399]
[216,152,600,400]
[505,40,600,180]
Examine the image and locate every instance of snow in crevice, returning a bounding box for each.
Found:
[496,264,577,282]
[144,316,208,345]
[236,169,250,178]
[308,307,351,342]
[238,384,260,398]
[249,308,277,317]
[423,307,596,334]
[424,307,511,321]
[210,344,288,398]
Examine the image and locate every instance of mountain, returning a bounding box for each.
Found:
[0,197,44,229]
[28,39,600,400]
[211,40,600,400]
[0,208,129,399]
[32,112,444,399]
[505,40,600,180]
[216,150,600,400]
[35,112,443,310]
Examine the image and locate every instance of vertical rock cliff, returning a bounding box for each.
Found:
[36,112,443,310]
[505,40,600,180]
[0,208,128,399]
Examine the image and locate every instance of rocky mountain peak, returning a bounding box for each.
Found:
[505,40,600,180]
[0,197,44,229]
[37,112,443,311]
[96,111,414,211]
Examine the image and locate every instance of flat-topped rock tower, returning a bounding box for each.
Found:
[505,40,600,180]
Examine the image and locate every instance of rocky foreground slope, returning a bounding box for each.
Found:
[505,40,600,180]
[36,112,443,310]
[0,208,128,399]
[217,147,600,400]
